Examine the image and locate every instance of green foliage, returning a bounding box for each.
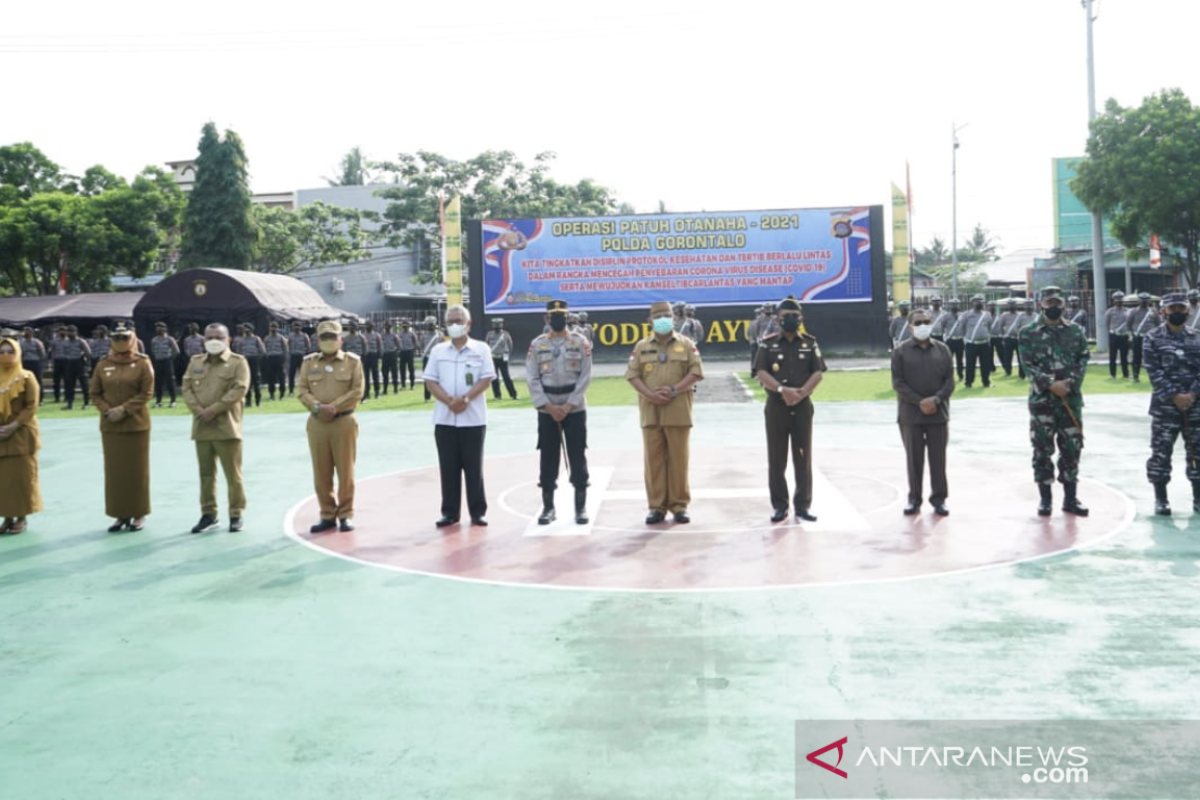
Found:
[180,122,257,270]
[1072,88,1200,285]
[0,145,184,296]
[325,146,374,187]
[373,150,620,281]
[252,201,382,274]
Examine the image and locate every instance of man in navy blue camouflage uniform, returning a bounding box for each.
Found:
[1143,292,1200,515]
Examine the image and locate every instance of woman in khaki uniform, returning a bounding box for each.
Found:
[0,334,43,534]
[88,323,154,532]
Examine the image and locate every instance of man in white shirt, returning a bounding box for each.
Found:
[423,304,496,527]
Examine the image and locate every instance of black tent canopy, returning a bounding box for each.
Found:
[0,292,144,330]
[133,268,354,337]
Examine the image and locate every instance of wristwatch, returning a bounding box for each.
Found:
[312,403,321,414]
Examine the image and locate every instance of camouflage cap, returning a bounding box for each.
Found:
[1039,285,1064,302]
[1162,292,1189,307]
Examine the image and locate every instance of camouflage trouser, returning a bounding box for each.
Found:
[1029,398,1083,485]
[1146,405,1200,484]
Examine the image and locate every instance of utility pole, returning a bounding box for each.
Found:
[951,123,967,300]
[1085,0,1109,352]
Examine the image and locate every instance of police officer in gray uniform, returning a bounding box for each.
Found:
[1188,290,1200,330]
[888,301,912,349]
[362,321,383,400]
[994,298,1020,376]
[486,318,518,400]
[683,305,704,343]
[1106,290,1131,378]
[1144,292,1200,515]
[21,326,47,401]
[234,323,265,407]
[61,325,92,410]
[421,319,441,401]
[380,320,400,394]
[1128,291,1158,382]
[263,320,290,401]
[941,298,965,379]
[182,323,205,360]
[526,299,592,524]
[578,311,594,345]
[399,320,420,390]
[90,326,112,364]
[928,297,949,343]
[149,323,180,408]
[949,295,993,388]
[1067,296,1088,333]
[287,321,311,396]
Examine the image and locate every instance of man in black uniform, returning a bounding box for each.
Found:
[753,296,827,523]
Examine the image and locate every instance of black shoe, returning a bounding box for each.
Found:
[1154,483,1171,516]
[1062,482,1089,516]
[964,384,973,388]
[933,505,950,516]
[435,516,459,528]
[191,514,220,534]
[538,489,556,525]
[108,518,130,533]
[770,507,788,523]
[470,517,488,527]
[127,518,145,532]
[229,517,243,532]
[796,509,818,522]
[574,486,588,525]
[673,511,690,524]
[645,509,666,524]
[902,503,920,515]
[309,519,337,533]
[339,519,354,532]
[1038,484,1053,517]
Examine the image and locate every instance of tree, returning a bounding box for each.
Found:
[961,223,1000,263]
[180,122,257,270]
[0,142,73,205]
[1072,88,1200,287]
[373,150,620,280]
[324,146,375,187]
[251,201,382,274]
[916,235,950,266]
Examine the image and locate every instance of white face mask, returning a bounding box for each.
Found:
[446,323,467,339]
[912,324,933,341]
[204,339,228,355]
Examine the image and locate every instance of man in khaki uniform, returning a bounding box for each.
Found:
[297,320,364,533]
[183,323,251,533]
[626,300,704,524]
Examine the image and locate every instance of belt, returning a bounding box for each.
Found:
[541,384,576,394]
[335,410,355,418]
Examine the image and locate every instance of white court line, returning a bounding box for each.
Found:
[522,467,614,537]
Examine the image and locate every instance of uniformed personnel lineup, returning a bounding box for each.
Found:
[3,288,1200,537]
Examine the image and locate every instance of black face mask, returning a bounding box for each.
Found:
[1043,307,1064,321]
[973,303,983,311]
[780,315,801,332]
[1168,312,1189,326]
[549,316,567,332]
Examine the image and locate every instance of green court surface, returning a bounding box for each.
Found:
[1,392,1197,799]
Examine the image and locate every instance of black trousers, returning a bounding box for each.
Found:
[399,351,416,388]
[23,360,45,402]
[52,357,66,401]
[434,424,487,519]
[765,396,814,512]
[899,423,949,505]
[537,410,589,490]
[264,354,285,398]
[362,353,380,399]
[965,342,993,387]
[289,354,304,394]
[988,337,1000,371]
[1001,337,1025,377]
[1109,334,1129,377]
[491,357,517,399]
[245,357,262,405]
[153,359,177,404]
[1132,335,1146,379]
[947,338,965,379]
[749,343,759,374]
[64,359,89,406]
[381,352,398,391]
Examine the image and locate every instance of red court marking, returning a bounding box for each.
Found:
[285,447,1132,591]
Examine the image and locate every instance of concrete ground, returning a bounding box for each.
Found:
[1,392,1197,799]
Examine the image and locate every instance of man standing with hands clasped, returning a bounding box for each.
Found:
[183,324,251,534]
[890,307,955,516]
[627,300,704,524]
[425,304,495,527]
[1143,292,1200,515]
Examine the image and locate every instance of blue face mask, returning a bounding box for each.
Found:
[652,317,674,335]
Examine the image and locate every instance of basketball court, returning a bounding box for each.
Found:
[1,392,1194,799]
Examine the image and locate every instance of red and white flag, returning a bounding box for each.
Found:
[1150,234,1161,269]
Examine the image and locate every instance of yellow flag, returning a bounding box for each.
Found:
[891,183,911,303]
[443,196,463,307]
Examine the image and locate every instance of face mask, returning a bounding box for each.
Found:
[549,316,567,332]
[779,315,801,332]
[204,340,228,355]
[1168,312,1189,326]
[912,324,933,340]
[652,317,674,335]
[111,339,133,353]
[446,323,467,339]
[1043,307,1064,321]
[318,339,340,354]
[973,303,984,311]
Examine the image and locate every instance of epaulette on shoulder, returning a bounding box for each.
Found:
[346,352,361,360]
[303,352,321,361]
[761,332,781,342]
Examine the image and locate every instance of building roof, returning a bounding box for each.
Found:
[134,268,352,323]
[0,292,145,327]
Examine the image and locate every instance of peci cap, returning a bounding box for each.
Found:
[316,320,343,336]
[778,296,802,312]
[650,300,672,316]
[547,299,569,314]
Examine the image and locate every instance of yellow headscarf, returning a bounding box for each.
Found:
[0,336,29,420]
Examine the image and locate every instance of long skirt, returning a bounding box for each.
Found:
[0,453,43,517]
[102,431,151,518]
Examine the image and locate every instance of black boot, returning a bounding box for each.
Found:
[537,489,556,525]
[1062,482,1089,516]
[1037,483,1053,517]
[1154,483,1172,516]
[574,485,588,525]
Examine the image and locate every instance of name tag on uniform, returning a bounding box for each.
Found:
[193,367,204,374]
[325,365,334,373]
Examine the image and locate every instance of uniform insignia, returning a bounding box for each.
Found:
[541,363,551,373]
[1177,349,1186,357]
[324,365,334,373]
[673,345,684,353]
[644,363,654,372]
[193,367,204,374]
[771,363,780,372]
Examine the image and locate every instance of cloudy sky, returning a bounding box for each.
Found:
[4,0,1197,256]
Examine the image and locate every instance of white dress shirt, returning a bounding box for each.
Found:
[424,337,496,427]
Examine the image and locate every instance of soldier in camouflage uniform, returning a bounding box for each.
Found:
[1018,286,1091,517]
[1143,293,1200,515]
